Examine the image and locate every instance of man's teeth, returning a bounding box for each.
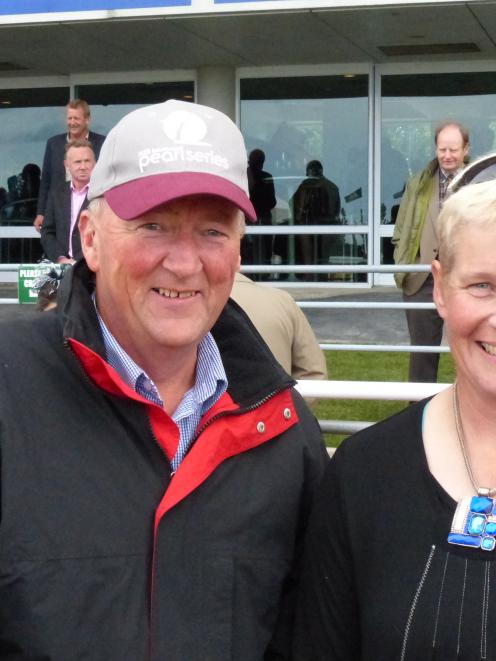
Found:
[481,342,496,356]
[156,288,195,299]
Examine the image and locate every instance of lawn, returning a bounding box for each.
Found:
[315,350,456,447]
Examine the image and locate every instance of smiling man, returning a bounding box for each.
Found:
[33,99,106,231]
[0,100,327,660]
[392,121,470,383]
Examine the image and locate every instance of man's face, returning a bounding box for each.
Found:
[436,125,469,173]
[64,146,95,189]
[66,107,89,140]
[80,195,242,366]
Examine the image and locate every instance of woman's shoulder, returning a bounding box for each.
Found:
[333,399,428,472]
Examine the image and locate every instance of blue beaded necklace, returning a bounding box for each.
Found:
[448,383,496,551]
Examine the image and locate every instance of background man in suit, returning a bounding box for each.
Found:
[392,121,470,382]
[34,99,105,231]
[41,139,95,264]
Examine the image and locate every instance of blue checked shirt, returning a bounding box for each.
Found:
[95,305,228,471]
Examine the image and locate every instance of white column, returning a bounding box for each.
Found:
[196,67,236,121]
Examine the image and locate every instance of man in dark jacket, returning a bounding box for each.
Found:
[40,139,95,263]
[33,98,105,231]
[0,99,327,660]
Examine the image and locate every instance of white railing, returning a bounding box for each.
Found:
[0,260,449,437]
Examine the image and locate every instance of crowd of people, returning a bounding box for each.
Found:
[0,95,495,660]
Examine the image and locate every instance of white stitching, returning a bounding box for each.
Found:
[456,558,468,656]
[481,561,490,660]
[400,544,436,661]
[432,551,450,649]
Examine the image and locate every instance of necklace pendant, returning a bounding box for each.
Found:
[448,495,496,551]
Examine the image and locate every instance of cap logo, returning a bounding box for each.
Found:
[137,109,230,174]
[162,110,209,146]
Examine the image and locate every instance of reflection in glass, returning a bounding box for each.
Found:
[243,231,367,283]
[240,75,369,277]
[381,72,496,227]
[0,87,69,263]
[77,81,195,135]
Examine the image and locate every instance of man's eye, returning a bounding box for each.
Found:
[469,282,491,296]
[140,223,161,231]
[206,228,226,237]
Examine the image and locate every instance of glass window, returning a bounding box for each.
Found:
[381,72,496,227]
[76,81,195,135]
[240,74,369,280]
[0,86,70,264]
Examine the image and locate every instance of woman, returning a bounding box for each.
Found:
[294,179,496,660]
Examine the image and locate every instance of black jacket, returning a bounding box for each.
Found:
[0,261,327,660]
[37,131,105,216]
[40,181,87,261]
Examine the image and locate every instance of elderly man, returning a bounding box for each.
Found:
[40,139,95,264]
[392,121,470,382]
[34,99,105,231]
[0,100,327,659]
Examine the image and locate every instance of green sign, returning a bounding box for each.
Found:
[17,263,68,304]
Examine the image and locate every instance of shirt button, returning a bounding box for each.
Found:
[257,422,265,433]
[283,408,292,420]
[143,380,153,392]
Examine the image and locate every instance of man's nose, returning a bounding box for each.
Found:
[161,235,202,276]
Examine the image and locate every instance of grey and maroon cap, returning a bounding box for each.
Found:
[88,99,256,221]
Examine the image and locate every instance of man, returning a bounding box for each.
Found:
[244,148,277,265]
[33,99,105,231]
[0,100,327,659]
[392,121,469,383]
[231,272,327,381]
[291,160,341,276]
[40,139,95,263]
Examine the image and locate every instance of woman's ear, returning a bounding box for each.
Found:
[431,259,447,320]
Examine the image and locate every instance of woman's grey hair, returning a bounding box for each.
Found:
[438,180,496,271]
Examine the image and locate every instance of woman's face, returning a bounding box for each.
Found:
[433,223,496,399]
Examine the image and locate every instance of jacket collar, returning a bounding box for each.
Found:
[57,260,294,408]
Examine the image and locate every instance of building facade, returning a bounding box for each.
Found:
[1,0,496,285]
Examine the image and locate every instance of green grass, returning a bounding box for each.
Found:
[316,351,456,447]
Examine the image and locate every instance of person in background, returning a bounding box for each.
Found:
[0,99,327,659]
[40,139,95,264]
[231,272,327,382]
[291,160,341,278]
[294,179,496,661]
[33,99,105,231]
[392,121,469,383]
[244,148,277,266]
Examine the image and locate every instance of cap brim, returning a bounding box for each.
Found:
[104,172,257,221]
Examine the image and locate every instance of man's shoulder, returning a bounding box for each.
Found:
[0,312,58,353]
[45,133,67,149]
[407,159,438,188]
[89,131,106,144]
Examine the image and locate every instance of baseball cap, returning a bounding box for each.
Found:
[449,152,496,194]
[88,99,256,221]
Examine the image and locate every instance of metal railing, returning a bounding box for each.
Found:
[0,260,449,437]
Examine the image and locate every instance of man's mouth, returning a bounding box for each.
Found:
[481,342,496,356]
[154,288,196,299]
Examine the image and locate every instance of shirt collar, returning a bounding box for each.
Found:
[93,296,227,412]
[70,182,89,194]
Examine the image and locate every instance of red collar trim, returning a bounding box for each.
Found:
[154,388,298,531]
[68,337,179,461]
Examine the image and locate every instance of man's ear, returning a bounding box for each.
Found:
[432,259,447,320]
[78,209,99,272]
